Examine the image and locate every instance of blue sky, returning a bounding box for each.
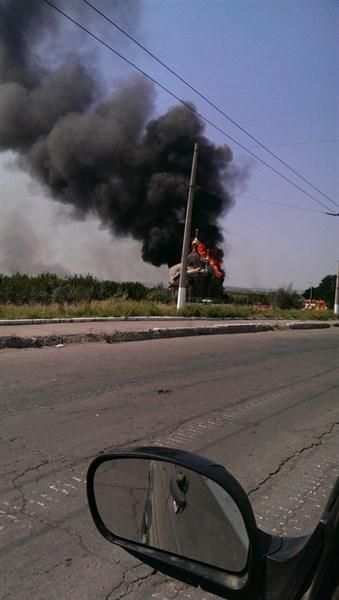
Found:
[140,0,339,289]
[0,0,338,289]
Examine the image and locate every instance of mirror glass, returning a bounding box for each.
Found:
[93,458,250,573]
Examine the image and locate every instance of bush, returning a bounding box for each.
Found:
[226,291,271,306]
[146,285,171,304]
[271,286,303,310]
[119,282,148,301]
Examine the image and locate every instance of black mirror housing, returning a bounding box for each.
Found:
[87,446,266,600]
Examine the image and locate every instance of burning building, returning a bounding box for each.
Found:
[169,229,224,300]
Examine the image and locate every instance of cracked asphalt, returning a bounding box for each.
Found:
[0,328,338,599]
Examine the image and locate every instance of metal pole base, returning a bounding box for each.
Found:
[177,287,186,310]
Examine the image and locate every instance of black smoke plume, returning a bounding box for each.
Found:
[0,0,239,267]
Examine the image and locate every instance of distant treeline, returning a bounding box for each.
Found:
[0,273,159,304]
[0,273,275,306]
[2,273,333,309]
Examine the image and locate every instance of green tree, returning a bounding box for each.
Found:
[303,275,336,308]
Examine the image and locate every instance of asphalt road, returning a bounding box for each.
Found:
[0,329,338,599]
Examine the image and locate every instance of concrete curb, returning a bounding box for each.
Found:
[285,322,332,330]
[0,323,275,349]
[1,316,337,327]
[0,316,248,326]
[1,320,338,349]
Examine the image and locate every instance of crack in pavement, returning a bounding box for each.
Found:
[198,384,338,456]
[15,506,108,563]
[248,421,339,497]
[0,503,90,559]
[11,449,51,512]
[104,563,156,600]
[2,370,337,494]
[1,453,74,497]
[3,451,101,563]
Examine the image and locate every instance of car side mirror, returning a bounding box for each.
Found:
[87,447,265,599]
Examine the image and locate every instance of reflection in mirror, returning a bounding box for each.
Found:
[93,458,250,573]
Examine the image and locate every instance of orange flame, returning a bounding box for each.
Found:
[196,241,223,279]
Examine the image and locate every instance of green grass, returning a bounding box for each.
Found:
[0,300,335,320]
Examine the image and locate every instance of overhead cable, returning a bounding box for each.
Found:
[81,0,339,210]
[42,0,335,213]
[197,187,329,215]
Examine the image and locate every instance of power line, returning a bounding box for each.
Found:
[234,194,330,214]
[265,139,338,147]
[42,0,334,213]
[196,186,328,214]
[80,0,339,211]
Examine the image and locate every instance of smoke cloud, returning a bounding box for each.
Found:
[0,0,241,270]
[0,210,70,276]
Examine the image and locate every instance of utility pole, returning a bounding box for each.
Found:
[334,260,339,316]
[177,142,199,311]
